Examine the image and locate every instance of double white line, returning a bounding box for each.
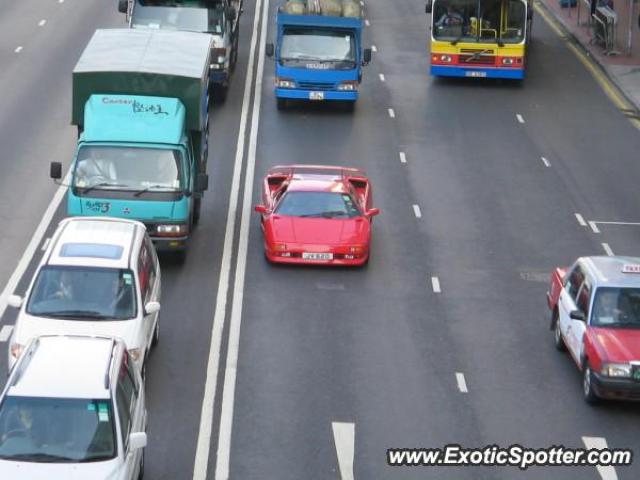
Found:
[192,0,270,478]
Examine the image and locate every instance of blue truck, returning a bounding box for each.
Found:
[50,29,211,256]
[266,1,372,110]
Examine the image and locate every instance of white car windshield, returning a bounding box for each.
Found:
[0,396,116,463]
[26,266,137,320]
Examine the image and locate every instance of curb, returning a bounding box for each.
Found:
[535,0,640,116]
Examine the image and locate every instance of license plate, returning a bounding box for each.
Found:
[466,71,487,78]
[302,252,333,260]
[309,91,324,100]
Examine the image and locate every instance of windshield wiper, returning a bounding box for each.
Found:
[45,310,109,319]
[134,184,176,197]
[80,182,128,194]
[2,453,77,463]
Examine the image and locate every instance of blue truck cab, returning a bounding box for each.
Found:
[266,2,372,110]
[51,29,212,255]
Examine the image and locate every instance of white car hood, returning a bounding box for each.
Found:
[0,458,122,479]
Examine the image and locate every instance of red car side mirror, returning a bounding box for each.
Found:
[254,205,268,214]
[366,208,380,217]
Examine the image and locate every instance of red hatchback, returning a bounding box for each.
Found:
[254,165,380,266]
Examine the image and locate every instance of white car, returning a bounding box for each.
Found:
[7,217,161,372]
[0,335,147,479]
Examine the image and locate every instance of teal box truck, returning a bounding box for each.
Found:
[51,29,212,254]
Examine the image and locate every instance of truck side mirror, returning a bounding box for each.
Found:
[362,48,372,65]
[118,0,128,14]
[266,43,274,57]
[570,310,586,321]
[196,173,209,192]
[50,162,62,180]
[425,0,432,13]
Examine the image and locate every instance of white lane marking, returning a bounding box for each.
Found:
[41,237,51,251]
[371,45,377,52]
[38,19,47,27]
[0,171,70,322]
[456,372,468,393]
[0,325,13,342]
[379,73,385,82]
[516,114,525,123]
[332,422,355,480]
[582,437,619,480]
[541,156,550,167]
[388,108,395,118]
[602,243,614,256]
[593,221,640,226]
[431,276,441,293]
[214,0,269,478]
[589,221,600,233]
[14,46,23,53]
[191,0,264,477]
[365,19,370,26]
[399,152,407,164]
[575,213,587,226]
[413,204,421,218]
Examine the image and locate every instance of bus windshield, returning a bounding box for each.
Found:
[432,0,526,44]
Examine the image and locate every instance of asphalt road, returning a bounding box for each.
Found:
[1,0,640,479]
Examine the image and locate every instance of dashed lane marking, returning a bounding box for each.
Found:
[399,152,407,164]
[413,204,421,218]
[456,373,468,393]
[388,108,395,118]
[431,276,441,293]
[332,422,355,480]
[516,114,525,123]
[589,221,600,233]
[602,243,614,256]
[575,213,587,226]
[0,325,13,342]
[541,157,550,167]
[379,73,385,82]
[15,46,23,53]
[581,437,619,480]
[38,19,47,27]
[371,45,377,52]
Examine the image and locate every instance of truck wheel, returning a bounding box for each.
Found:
[276,98,287,110]
[582,361,599,404]
[151,320,159,349]
[215,85,228,103]
[552,310,566,351]
[193,198,202,226]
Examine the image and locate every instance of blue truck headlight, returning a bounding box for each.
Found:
[276,77,295,88]
[156,224,188,237]
[337,81,358,91]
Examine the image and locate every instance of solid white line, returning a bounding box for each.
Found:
[541,157,550,167]
[431,276,441,293]
[575,213,587,226]
[602,243,614,256]
[388,108,395,118]
[378,73,385,82]
[41,237,51,252]
[456,372,468,393]
[14,46,23,53]
[0,171,70,322]
[332,422,355,480]
[399,152,407,164]
[593,221,640,226]
[214,0,269,478]
[582,437,618,480]
[371,45,377,52]
[589,221,600,233]
[516,114,524,123]
[365,19,370,26]
[38,19,47,27]
[0,325,13,342]
[191,0,264,477]
[413,204,421,218]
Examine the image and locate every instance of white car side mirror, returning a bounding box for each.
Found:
[144,301,160,315]
[129,432,147,451]
[7,295,23,308]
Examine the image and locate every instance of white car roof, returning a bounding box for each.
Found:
[47,217,143,270]
[580,256,640,289]
[8,336,115,399]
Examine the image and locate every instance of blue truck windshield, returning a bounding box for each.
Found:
[432,0,526,44]
[132,0,224,34]
[280,28,356,68]
[74,146,184,194]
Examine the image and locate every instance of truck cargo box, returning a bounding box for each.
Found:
[72,29,212,131]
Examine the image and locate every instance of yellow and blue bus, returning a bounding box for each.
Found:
[425,0,533,79]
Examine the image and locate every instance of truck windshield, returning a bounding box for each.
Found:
[431,0,526,44]
[591,288,640,328]
[0,396,116,463]
[26,266,137,320]
[280,28,356,68]
[132,0,224,34]
[74,146,183,194]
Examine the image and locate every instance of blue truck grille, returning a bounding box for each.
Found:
[297,81,336,90]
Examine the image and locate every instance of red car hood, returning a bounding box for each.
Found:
[267,215,369,245]
[592,328,640,362]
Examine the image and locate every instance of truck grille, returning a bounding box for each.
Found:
[297,81,335,90]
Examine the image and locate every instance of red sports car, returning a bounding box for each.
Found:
[254,165,380,266]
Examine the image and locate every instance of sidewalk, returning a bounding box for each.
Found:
[539,0,640,113]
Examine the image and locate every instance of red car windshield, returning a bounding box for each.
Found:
[275,191,361,218]
[591,287,640,328]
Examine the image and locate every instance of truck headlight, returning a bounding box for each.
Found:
[338,81,358,91]
[276,77,295,88]
[601,363,632,377]
[156,224,188,237]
